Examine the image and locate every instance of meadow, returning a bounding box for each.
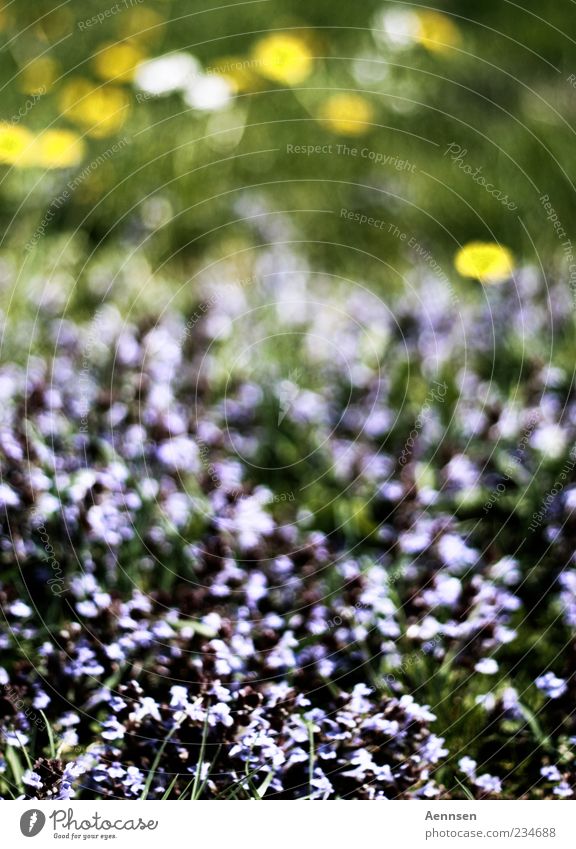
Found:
[0,0,575,800]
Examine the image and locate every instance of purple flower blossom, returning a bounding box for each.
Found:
[536,672,568,699]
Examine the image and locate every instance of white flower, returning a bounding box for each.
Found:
[170,686,189,708]
[437,534,477,571]
[458,756,477,778]
[9,601,32,618]
[0,483,19,507]
[184,75,233,111]
[135,52,200,96]
[373,9,420,49]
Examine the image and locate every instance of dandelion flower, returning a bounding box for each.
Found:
[320,94,375,136]
[0,123,34,165]
[27,129,85,169]
[415,11,461,55]
[93,41,146,83]
[252,33,313,85]
[59,79,130,138]
[454,242,515,283]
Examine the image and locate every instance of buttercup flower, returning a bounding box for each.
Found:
[454,242,515,283]
[27,130,85,169]
[320,94,375,136]
[252,33,314,85]
[93,41,146,83]
[59,79,130,137]
[0,123,34,165]
[20,57,59,94]
[415,11,461,55]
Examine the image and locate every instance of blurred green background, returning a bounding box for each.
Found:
[1,0,575,323]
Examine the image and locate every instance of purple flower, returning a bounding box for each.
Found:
[310,768,333,798]
[101,719,126,741]
[458,757,477,778]
[536,672,568,699]
[541,765,561,781]
[22,770,43,789]
[130,697,162,723]
[553,781,573,797]
[474,773,502,794]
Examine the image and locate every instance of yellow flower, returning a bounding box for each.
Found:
[415,11,461,55]
[59,79,130,138]
[0,123,34,165]
[455,242,515,283]
[320,94,375,136]
[27,130,85,169]
[93,41,145,83]
[20,57,60,95]
[252,33,313,85]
